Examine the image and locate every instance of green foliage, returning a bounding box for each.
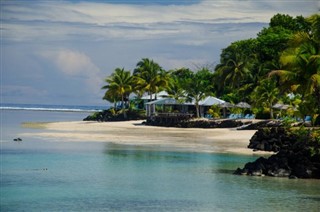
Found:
[257,13,310,62]
[184,68,214,117]
[170,67,193,79]
[281,117,296,128]
[284,127,320,157]
[307,14,320,43]
[294,126,311,141]
[214,40,254,92]
[90,112,101,120]
[133,58,169,100]
[98,13,319,125]
[102,68,134,119]
[250,78,279,119]
[309,129,320,157]
[257,26,293,61]
[265,14,320,121]
[109,108,116,115]
[270,14,310,32]
[219,92,240,105]
[208,105,221,118]
[228,106,242,115]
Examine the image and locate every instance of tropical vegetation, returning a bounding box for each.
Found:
[101,13,319,124]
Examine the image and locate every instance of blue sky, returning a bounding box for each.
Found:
[1,0,318,106]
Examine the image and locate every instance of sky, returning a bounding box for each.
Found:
[1,0,318,106]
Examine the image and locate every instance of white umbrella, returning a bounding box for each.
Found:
[236,102,251,108]
[272,103,290,110]
[218,102,235,108]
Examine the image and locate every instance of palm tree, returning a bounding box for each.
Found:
[166,75,185,103]
[133,58,168,101]
[221,52,251,89]
[269,31,320,110]
[167,67,193,102]
[184,68,214,118]
[102,68,134,119]
[215,44,253,91]
[251,79,280,119]
[157,69,171,97]
[307,14,320,43]
[102,88,120,109]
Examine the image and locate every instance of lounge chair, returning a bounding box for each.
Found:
[228,114,236,119]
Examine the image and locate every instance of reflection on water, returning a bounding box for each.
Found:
[2,140,320,211]
[104,145,199,163]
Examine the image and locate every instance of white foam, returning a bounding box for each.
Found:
[0,106,102,113]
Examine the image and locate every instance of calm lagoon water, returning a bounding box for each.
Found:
[1,110,320,211]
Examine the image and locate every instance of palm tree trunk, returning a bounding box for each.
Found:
[269,103,274,119]
[122,95,127,119]
[196,102,200,118]
[155,88,158,100]
[149,91,152,102]
[127,98,131,111]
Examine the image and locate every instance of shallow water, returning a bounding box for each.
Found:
[1,110,320,211]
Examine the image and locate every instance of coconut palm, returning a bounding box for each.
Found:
[184,68,214,118]
[307,14,320,43]
[268,14,320,123]
[133,58,168,101]
[102,87,120,109]
[166,75,185,103]
[269,31,320,110]
[215,42,254,92]
[251,79,280,119]
[102,68,134,119]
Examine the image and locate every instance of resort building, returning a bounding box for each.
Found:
[144,93,225,118]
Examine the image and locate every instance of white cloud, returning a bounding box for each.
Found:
[1,0,318,105]
[40,49,103,93]
[2,0,317,42]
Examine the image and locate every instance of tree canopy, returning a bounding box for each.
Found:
[100,13,319,123]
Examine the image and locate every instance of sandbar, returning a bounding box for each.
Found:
[21,120,272,155]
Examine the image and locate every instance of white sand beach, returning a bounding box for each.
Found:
[21,120,271,155]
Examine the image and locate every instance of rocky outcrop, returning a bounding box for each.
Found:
[145,117,252,128]
[83,109,146,122]
[234,127,320,179]
[237,120,282,130]
[238,120,313,130]
[248,127,296,152]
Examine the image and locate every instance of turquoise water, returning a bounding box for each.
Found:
[1,110,320,211]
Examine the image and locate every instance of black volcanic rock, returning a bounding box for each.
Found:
[145,117,251,128]
[83,109,146,122]
[234,127,320,179]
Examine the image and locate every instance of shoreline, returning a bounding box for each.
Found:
[21,120,273,155]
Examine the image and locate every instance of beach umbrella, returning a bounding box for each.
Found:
[272,103,290,110]
[236,102,251,108]
[272,103,295,118]
[217,102,235,118]
[218,102,235,108]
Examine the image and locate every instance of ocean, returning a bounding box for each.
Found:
[1,104,320,211]
[0,103,108,113]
